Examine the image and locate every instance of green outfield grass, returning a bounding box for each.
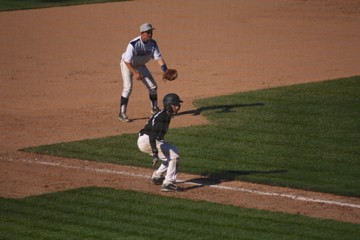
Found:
[0,0,127,11]
[1,187,359,239]
[22,76,360,197]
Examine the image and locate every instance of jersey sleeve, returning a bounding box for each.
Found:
[152,41,162,60]
[148,119,163,151]
[148,133,157,153]
[123,43,134,63]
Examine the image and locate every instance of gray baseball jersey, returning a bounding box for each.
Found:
[122,36,162,67]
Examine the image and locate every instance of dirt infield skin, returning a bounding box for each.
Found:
[1,0,360,224]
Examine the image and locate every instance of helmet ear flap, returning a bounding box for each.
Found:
[165,104,174,113]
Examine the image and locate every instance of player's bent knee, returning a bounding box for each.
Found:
[122,88,132,97]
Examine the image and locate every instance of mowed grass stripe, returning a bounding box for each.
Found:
[9,196,167,238]
[1,188,359,239]
[1,201,119,239]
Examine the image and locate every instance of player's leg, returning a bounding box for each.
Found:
[137,134,166,184]
[137,65,159,114]
[157,141,180,191]
[119,59,133,122]
[137,136,180,190]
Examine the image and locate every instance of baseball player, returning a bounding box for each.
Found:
[137,93,183,192]
[118,23,174,122]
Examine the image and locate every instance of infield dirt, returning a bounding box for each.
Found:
[1,0,360,224]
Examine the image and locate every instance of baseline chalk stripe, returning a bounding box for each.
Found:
[34,160,147,178]
[13,158,360,209]
[205,185,360,209]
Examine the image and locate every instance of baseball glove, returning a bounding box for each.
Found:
[163,69,178,81]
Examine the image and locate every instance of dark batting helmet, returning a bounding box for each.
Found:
[163,93,183,111]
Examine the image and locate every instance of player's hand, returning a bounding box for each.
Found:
[152,152,160,166]
[134,72,142,81]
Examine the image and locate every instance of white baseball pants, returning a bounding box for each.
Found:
[137,134,180,185]
[120,59,157,98]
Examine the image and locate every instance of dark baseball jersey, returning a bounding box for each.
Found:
[139,110,171,152]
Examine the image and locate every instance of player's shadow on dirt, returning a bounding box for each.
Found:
[177,103,264,116]
[128,117,149,122]
[183,169,287,191]
[130,103,264,122]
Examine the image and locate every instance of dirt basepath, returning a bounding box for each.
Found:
[1,0,360,224]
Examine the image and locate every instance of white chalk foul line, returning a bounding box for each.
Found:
[206,185,360,209]
[17,158,360,209]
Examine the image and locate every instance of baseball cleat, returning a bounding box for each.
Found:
[118,113,130,122]
[151,107,160,115]
[150,176,165,185]
[161,183,178,192]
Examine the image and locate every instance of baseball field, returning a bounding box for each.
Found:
[1,0,360,239]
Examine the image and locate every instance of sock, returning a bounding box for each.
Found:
[120,96,129,114]
[149,94,158,109]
